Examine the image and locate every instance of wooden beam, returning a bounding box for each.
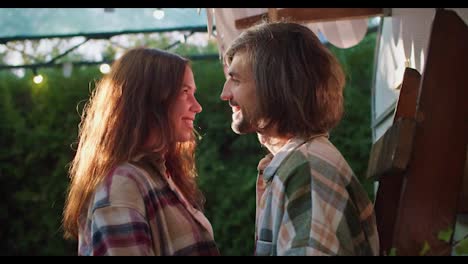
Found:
[235,8,384,30]
[267,8,278,22]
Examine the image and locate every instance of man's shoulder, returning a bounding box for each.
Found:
[276,138,353,184]
[278,138,342,169]
[275,149,309,179]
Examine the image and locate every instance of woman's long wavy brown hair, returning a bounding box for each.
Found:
[63,47,204,239]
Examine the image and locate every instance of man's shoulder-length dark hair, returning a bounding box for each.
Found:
[225,21,346,138]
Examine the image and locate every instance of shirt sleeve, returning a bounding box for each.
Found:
[90,205,155,256]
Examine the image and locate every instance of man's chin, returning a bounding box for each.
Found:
[231,122,256,135]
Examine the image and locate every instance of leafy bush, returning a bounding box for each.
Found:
[329,32,377,198]
[0,67,99,255]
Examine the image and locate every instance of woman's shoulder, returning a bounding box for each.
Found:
[106,163,152,191]
[91,163,163,213]
[110,162,167,186]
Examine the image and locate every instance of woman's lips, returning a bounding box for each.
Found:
[182,118,194,128]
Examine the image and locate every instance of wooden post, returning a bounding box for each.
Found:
[392,9,468,255]
[370,68,421,255]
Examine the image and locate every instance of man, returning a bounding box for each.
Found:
[220,21,379,256]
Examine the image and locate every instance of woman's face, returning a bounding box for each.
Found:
[168,66,202,142]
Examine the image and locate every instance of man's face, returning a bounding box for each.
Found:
[220,51,257,134]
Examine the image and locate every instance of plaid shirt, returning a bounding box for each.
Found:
[78,159,219,256]
[255,136,379,256]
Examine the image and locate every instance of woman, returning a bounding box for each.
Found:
[62,47,219,256]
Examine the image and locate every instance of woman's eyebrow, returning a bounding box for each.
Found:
[183,84,196,92]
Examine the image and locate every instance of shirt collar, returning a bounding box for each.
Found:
[262,133,328,182]
[131,152,215,237]
[131,152,167,177]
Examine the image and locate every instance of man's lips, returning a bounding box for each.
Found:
[232,106,241,112]
[229,102,241,112]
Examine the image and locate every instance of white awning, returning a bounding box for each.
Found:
[205,8,382,58]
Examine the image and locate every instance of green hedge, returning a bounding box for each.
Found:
[0,67,98,255]
[0,32,376,255]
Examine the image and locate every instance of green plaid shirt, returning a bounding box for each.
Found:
[255,136,379,255]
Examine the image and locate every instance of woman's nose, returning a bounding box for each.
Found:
[191,97,202,113]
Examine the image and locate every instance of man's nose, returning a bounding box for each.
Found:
[220,82,231,101]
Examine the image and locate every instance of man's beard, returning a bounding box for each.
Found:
[231,110,256,135]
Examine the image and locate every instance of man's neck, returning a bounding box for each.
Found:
[257,133,292,155]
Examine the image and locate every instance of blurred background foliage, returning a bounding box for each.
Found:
[0,31,376,255]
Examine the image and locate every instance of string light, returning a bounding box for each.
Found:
[32,68,43,84]
[153,9,165,20]
[33,75,43,84]
[99,63,111,74]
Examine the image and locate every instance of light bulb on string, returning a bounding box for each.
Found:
[153,9,165,20]
[99,63,111,74]
[32,68,43,84]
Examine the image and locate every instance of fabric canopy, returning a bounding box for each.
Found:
[208,8,377,59]
[0,8,208,42]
